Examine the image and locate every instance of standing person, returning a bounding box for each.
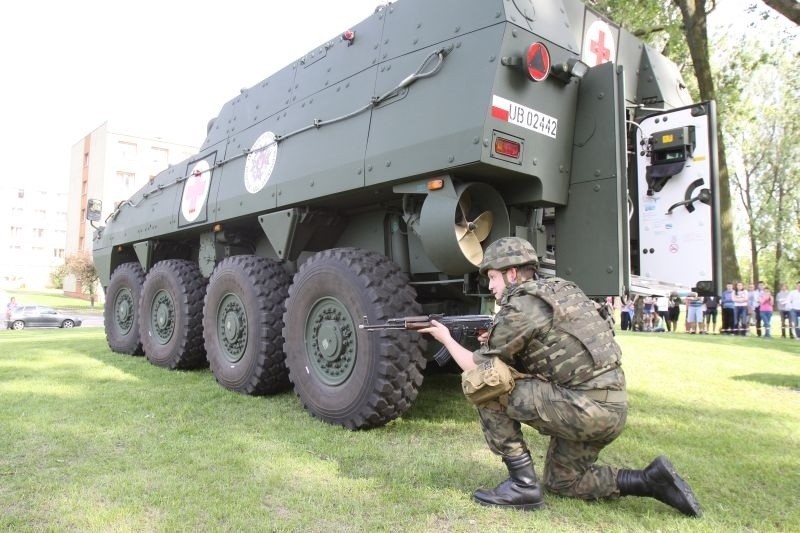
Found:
[720,283,735,334]
[643,295,655,332]
[668,294,681,333]
[620,294,633,331]
[419,237,701,515]
[633,295,644,332]
[733,282,749,336]
[789,282,800,340]
[656,294,670,332]
[752,281,766,336]
[759,288,774,338]
[776,284,794,339]
[685,293,704,334]
[5,296,18,329]
[702,295,719,334]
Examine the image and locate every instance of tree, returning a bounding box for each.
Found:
[66,252,100,307]
[49,263,68,289]
[670,0,742,285]
[725,46,800,289]
[763,0,800,25]
[592,0,742,284]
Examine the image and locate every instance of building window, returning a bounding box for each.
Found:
[17,189,24,199]
[10,226,23,239]
[32,228,45,239]
[151,147,169,166]
[117,171,136,188]
[54,248,65,258]
[119,141,137,160]
[84,152,90,167]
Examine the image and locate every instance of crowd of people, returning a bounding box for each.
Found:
[619,281,800,338]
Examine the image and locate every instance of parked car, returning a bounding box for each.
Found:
[7,305,83,330]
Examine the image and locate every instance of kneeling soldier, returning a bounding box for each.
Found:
[420,237,702,516]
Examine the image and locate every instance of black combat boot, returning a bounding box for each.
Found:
[617,456,702,517]
[472,452,545,511]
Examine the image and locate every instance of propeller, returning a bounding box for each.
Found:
[454,192,494,265]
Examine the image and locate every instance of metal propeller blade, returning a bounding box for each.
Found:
[454,190,494,265]
[458,231,484,265]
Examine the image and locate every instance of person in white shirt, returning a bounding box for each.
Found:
[788,282,800,340]
[655,295,670,332]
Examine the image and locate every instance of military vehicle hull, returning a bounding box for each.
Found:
[92,0,720,429]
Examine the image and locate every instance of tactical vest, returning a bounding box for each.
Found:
[515,277,621,385]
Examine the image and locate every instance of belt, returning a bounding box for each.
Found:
[582,389,627,403]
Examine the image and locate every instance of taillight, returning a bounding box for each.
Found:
[494,137,521,159]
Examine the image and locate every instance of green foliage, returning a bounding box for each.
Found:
[65,252,100,305]
[48,263,68,290]
[1,328,798,530]
[717,32,800,287]
[591,0,698,98]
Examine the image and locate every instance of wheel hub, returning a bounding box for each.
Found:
[306,297,357,386]
[150,290,175,345]
[114,288,134,334]
[217,293,247,363]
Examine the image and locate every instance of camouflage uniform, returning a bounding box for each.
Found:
[473,277,627,500]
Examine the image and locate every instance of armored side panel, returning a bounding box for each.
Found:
[555,62,627,297]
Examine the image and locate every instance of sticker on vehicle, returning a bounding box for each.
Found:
[490,95,558,139]
[244,131,278,194]
[181,160,211,223]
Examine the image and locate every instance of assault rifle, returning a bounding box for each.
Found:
[360,314,493,365]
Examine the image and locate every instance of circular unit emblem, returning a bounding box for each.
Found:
[244,131,278,194]
[181,160,211,223]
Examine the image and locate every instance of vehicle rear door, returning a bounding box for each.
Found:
[633,101,721,295]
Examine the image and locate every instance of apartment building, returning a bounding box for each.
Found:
[65,122,197,298]
[0,184,68,289]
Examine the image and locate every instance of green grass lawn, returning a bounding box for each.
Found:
[1,328,798,531]
[4,288,101,313]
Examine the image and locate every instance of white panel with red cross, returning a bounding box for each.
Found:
[581,18,617,67]
[180,160,211,223]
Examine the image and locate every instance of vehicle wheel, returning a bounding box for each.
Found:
[105,262,146,354]
[61,320,75,328]
[203,255,292,394]
[140,259,208,370]
[11,320,25,330]
[283,248,426,429]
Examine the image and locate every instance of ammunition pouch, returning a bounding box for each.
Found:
[462,358,527,406]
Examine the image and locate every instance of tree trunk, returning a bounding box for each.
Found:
[763,0,800,25]
[673,0,741,284]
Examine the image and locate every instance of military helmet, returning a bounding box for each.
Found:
[478,237,539,275]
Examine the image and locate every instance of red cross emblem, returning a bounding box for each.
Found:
[590,31,611,65]
[582,20,616,67]
[181,160,210,222]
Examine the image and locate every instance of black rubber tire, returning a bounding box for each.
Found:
[104,262,146,355]
[283,248,426,430]
[61,320,75,328]
[203,255,292,394]
[11,320,25,330]
[139,259,208,370]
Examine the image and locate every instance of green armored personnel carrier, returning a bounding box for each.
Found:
[89,0,720,429]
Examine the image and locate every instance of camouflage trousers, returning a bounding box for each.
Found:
[477,378,627,500]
